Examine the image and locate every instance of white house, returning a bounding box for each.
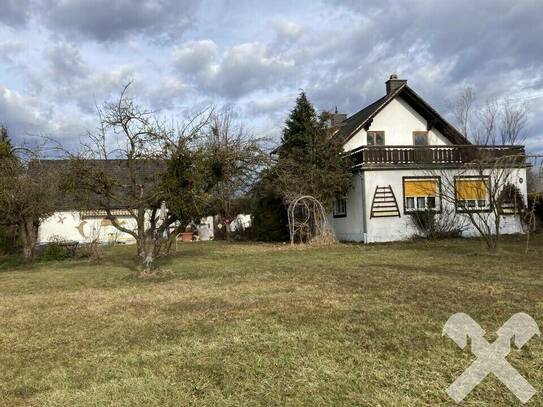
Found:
[329,75,528,243]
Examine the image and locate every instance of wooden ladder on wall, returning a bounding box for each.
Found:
[370,185,401,218]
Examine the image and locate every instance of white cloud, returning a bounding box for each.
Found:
[0,84,49,135]
[40,0,200,42]
[0,40,25,64]
[173,40,218,76]
[272,20,304,42]
[1,0,543,149]
[173,40,295,98]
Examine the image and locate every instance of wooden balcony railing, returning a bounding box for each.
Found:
[348,145,526,167]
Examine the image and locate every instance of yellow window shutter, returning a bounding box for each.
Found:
[456,179,488,200]
[404,180,438,197]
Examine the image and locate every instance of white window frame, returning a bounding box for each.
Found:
[405,196,437,212]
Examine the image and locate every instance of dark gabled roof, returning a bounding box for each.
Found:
[31,159,165,210]
[337,84,470,146]
[36,159,164,185]
[338,93,395,144]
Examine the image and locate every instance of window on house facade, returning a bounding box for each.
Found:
[367,131,385,146]
[455,177,490,212]
[333,196,347,217]
[403,177,440,212]
[413,131,429,146]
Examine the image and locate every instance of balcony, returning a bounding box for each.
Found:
[348,145,526,168]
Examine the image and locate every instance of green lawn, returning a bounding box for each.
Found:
[1,235,543,406]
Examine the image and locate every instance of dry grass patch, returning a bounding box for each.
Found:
[1,235,543,405]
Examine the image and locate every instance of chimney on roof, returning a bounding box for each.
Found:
[324,107,346,128]
[330,111,347,128]
[386,74,407,94]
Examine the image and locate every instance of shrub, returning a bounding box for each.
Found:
[82,238,102,263]
[528,193,543,230]
[41,236,71,261]
[409,208,468,239]
[251,194,289,242]
[0,225,18,255]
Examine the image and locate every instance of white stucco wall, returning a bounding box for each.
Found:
[38,211,138,244]
[328,172,366,242]
[343,97,451,151]
[359,167,528,243]
[39,212,251,244]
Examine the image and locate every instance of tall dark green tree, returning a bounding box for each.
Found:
[252,92,352,241]
[0,126,14,158]
[277,92,318,160]
[274,93,352,211]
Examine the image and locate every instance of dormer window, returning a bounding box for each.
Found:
[367,131,385,146]
[413,131,428,146]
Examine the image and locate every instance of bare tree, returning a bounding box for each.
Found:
[203,107,270,240]
[500,99,528,145]
[428,154,528,250]
[452,87,475,140]
[65,84,212,274]
[473,97,499,145]
[527,164,543,194]
[452,88,529,146]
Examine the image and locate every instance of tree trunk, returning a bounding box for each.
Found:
[493,213,501,250]
[137,238,145,261]
[142,251,155,274]
[225,222,231,241]
[138,231,164,276]
[20,217,37,260]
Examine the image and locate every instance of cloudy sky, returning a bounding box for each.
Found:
[1,0,542,152]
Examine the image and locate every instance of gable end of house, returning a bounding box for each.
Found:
[338,76,470,146]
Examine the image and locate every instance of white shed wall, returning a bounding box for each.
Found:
[38,211,138,244]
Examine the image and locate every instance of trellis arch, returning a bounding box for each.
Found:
[287,195,334,245]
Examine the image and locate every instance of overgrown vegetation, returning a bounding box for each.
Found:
[0,126,60,259]
[251,92,351,241]
[528,192,543,230]
[1,236,542,406]
[273,92,351,209]
[40,236,73,261]
[202,108,269,240]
